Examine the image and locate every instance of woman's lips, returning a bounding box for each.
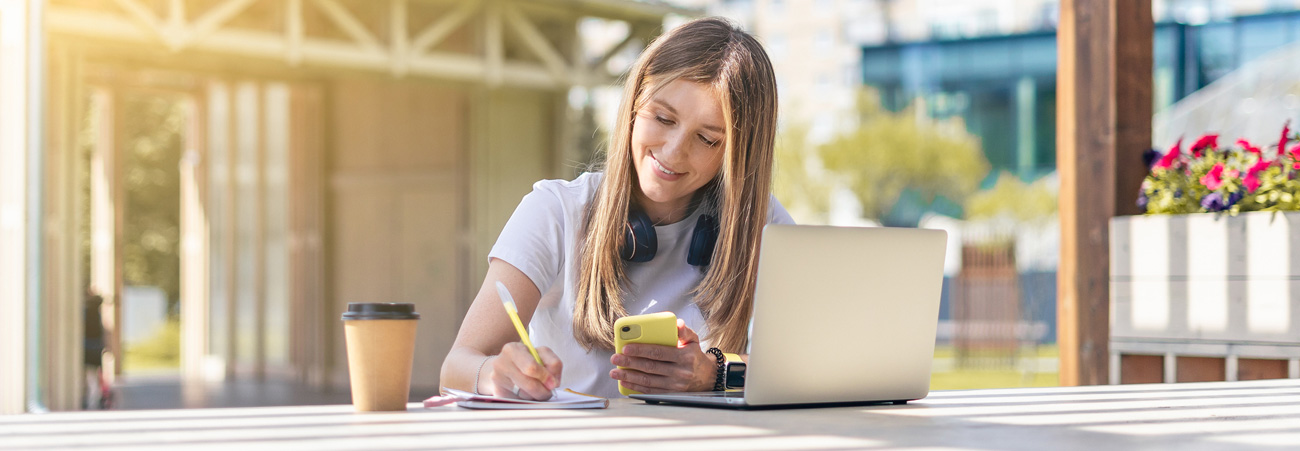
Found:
[650,153,684,181]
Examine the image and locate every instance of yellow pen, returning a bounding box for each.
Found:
[495,281,543,365]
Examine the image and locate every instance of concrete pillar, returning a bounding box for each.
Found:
[0,0,44,414]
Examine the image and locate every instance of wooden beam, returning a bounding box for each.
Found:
[410,0,479,56]
[1057,0,1152,386]
[484,1,504,87]
[111,0,170,46]
[287,0,304,65]
[502,4,570,84]
[591,25,636,73]
[1115,2,1153,217]
[314,0,384,54]
[176,0,257,50]
[390,0,408,77]
[48,7,562,89]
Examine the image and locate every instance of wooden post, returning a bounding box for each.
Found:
[1057,0,1153,386]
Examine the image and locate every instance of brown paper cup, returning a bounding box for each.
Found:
[342,303,420,412]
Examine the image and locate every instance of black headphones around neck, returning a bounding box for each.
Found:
[622,209,719,266]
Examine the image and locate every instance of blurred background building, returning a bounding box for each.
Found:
[0,0,691,412]
[677,0,1300,386]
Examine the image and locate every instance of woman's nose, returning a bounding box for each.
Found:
[657,130,689,161]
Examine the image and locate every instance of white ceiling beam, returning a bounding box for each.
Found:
[287,0,304,65]
[47,6,563,90]
[313,0,384,53]
[168,0,184,31]
[410,0,478,56]
[484,1,503,87]
[502,3,570,84]
[390,0,408,77]
[591,24,637,73]
[110,0,173,48]
[177,0,258,49]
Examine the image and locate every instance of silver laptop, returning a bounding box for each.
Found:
[631,224,947,409]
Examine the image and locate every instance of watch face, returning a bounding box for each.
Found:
[725,362,747,388]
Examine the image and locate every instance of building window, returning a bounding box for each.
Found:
[815,30,834,53]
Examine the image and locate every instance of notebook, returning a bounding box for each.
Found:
[424,388,609,410]
[631,224,947,409]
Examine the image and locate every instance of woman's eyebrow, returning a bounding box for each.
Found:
[652,98,678,114]
[652,99,723,133]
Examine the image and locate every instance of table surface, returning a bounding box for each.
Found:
[4,378,1299,450]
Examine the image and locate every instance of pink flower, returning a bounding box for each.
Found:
[1200,163,1226,191]
[1244,172,1261,192]
[1279,121,1291,156]
[1155,137,1183,170]
[1238,138,1261,155]
[1244,159,1270,193]
[1190,134,1219,157]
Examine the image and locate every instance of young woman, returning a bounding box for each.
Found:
[439,17,792,400]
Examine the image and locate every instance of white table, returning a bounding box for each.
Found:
[4,378,1299,450]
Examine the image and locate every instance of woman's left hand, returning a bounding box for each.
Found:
[609,319,715,393]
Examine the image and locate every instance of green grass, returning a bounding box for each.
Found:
[122,319,181,371]
[931,370,1059,390]
[930,344,1059,391]
[932,344,1059,359]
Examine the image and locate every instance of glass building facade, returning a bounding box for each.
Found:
[860,10,1300,185]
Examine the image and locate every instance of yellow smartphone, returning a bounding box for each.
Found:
[613,311,678,396]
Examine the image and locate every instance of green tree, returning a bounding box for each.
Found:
[965,172,1058,222]
[773,123,833,222]
[122,96,184,316]
[819,90,989,226]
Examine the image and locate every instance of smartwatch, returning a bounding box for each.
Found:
[722,352,746,389]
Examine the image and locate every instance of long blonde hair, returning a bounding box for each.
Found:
[573,17,778,353]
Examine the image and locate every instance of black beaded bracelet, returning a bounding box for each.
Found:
[705,347,726,391]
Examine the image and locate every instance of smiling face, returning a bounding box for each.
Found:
[630,79,727,224]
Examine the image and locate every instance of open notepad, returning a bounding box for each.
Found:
[424,388,609,410]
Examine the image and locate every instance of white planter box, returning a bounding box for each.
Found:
[1110,211,1300,383]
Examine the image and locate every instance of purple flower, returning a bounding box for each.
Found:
[1142,148,1161,169]
[1201,192,1226,211]
[1200,191,1242,212]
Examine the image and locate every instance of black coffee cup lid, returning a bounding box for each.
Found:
[342,303,420,320]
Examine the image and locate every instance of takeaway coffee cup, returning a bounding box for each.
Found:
[342,303,420,412]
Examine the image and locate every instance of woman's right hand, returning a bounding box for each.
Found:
[486,342,563,400]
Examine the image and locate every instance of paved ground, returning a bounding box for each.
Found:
[110,372,420,410]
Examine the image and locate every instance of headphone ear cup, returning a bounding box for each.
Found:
[622,209,658,263]
[687,214,719,266]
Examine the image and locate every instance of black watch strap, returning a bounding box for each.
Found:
[722,352,746,389]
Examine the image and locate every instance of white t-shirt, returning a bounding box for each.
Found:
[488,172,795,397]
